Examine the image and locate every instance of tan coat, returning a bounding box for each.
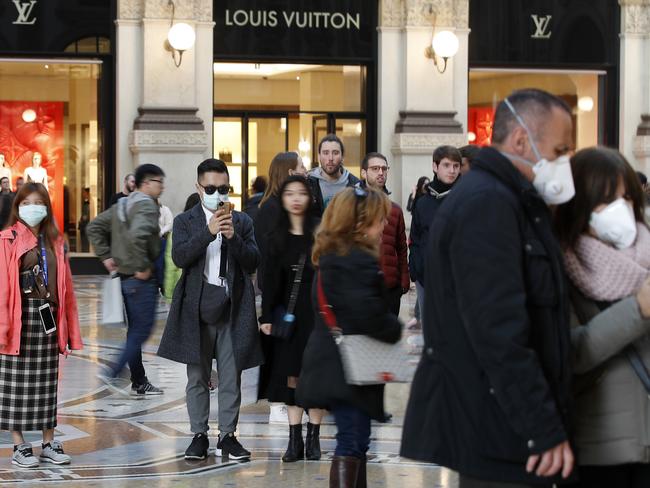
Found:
[571,289,650,465]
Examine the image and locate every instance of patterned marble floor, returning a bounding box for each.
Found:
[0,276,458,487]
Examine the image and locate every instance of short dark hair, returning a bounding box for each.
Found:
[459,145,480,161]
[251,176,267,194]
[184,192,201,212]
[360,152,387,171]
[83,187,90,193]
[318,134,345,156]
[197,158,229,180]
[637,171,648,186]
[492,88,572,145]
[0,177,8,184]
[135,164,165,188]
[433,145,462,165]
[124,173,134,182]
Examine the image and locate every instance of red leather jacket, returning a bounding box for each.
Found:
[380,202,410,290]
[0,222,82,356]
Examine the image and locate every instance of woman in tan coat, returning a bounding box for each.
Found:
[556,147,650,487]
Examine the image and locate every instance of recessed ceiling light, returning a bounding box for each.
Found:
[296,76,300,80]
[44,64,49,69]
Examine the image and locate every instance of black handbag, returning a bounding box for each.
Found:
[271,253,307,340]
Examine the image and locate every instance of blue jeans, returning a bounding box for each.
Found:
[332,404,371,459]
[111,277,158,385]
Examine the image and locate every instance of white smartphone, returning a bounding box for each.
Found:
[38,303,57,335]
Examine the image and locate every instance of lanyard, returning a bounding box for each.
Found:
[39,234,48,287]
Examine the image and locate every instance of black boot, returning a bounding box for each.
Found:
[329,455,360,487]
[305,422,322,460]
[356,455,367,488]
[282,424,304,462]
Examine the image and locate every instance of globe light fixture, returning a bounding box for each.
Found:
[165,1,196,68]
[577,96,594,113]
[22,109,37,123]
[425,30,459,74]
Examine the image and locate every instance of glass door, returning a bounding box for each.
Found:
[213,116,243,209]
[247,115,287,195]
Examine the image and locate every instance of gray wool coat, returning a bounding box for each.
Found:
[157,204,263,371]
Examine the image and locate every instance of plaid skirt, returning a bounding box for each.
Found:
[0,298,59,431]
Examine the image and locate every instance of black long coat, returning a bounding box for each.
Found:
[400,147,574,485]
[296,248,402,421]
[157,204,263,371]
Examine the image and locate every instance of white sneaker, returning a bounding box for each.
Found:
[269,404,288,424]
[12,443,39,468]
[40,441,71,465]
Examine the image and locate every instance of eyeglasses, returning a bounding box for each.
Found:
[148,178,164,185]
[367,165,389,173]
[199,183,230,195]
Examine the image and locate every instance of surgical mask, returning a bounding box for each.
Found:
[19,204,48,227]
[503,98,575,205]
[590,198,638,249]
[202,191,228,211]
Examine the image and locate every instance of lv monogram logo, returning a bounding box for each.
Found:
[531,14,552,39]
[12,0,38,25]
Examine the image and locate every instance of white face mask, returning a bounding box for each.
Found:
[590,198,638,249]
[202,191,228,211]
[503,98,575,205]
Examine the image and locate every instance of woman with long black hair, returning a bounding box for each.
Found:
[258,175,325,462]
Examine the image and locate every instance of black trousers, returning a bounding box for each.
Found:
[386,286,402,317]
[568,464,650,488]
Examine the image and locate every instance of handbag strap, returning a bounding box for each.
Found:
[626,345,650,395]
[317,271,339,331]
[286,253,307,315]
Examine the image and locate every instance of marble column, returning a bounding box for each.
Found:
[117,0,213,214]
[378,0,469,223]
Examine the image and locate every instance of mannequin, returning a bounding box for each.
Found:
[0,154,12,191]
[24,152,48,190]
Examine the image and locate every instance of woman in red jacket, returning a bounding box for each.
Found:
[0,183,83,468]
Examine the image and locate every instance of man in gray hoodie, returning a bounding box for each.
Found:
[307,134,360,216]
[87,163,165,396]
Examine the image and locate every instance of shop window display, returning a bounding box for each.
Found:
[0,60,102,253]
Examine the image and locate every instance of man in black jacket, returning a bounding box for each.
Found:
[408,145,461,322]
[401,89,576,487]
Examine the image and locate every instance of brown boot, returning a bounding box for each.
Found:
[356,456,367,488]
[329,455,360,487]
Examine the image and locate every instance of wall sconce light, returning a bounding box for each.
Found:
[298,139,311,153]
[577,96,594,113]
[165,0,196,68]
[425,29,459,74]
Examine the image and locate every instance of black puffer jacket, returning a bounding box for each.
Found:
[401,147,574,485]
[296,248,402,421]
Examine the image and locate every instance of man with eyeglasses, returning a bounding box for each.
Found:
[88,163,166,396]
[158,158,262,461]
[359,152,409,315]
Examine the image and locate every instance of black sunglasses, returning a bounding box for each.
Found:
[199,183,230,195]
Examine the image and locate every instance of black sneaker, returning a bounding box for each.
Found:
[184,433,209,460]
[131,382,164,396]
[216,433,250,460]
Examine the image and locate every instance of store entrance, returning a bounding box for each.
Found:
[213,62,369,209]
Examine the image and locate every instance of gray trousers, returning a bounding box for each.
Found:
[186,316,241,435]
[416,281,426,325]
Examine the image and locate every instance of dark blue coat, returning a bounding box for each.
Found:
[400,147,574,485]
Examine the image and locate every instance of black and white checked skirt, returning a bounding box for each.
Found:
[0,298,59,431]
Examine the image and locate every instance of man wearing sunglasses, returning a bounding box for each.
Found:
[159,158,263,461]
[88,163,166,396]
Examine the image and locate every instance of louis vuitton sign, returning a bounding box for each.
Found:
[214,0,377,61]
[0,0,111,53]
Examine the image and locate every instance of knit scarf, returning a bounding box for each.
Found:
[563,223,650,302]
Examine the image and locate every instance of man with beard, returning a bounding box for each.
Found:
[359,152,409,315]
[307,134,359,216]
[109,173,136,207]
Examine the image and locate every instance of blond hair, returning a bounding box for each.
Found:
[312,187,391,265]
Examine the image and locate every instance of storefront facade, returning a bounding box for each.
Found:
[0,0,115,255]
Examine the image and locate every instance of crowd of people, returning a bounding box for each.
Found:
[1,87,650,488]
